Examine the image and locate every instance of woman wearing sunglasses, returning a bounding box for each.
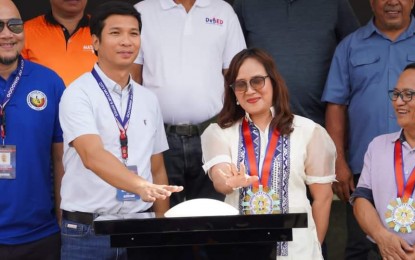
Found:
[201,48,336,259]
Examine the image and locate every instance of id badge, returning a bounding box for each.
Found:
[116,165,140,201]
[0,145,16,179]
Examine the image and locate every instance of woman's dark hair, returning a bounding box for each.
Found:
[90,1,141,40]
[218,48,294,135]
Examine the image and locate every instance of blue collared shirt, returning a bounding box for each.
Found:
[0,57,65,244]
[322,17,415,174]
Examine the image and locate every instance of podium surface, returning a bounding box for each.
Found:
[94,213,307,248]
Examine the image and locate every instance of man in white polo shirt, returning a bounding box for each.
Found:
[59,2,182,259]
[131,0,246,207]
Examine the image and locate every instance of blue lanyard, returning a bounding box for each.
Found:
[0,58,24,145]
[91,68,133,161]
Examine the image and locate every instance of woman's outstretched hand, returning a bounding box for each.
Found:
[218,163,259,190]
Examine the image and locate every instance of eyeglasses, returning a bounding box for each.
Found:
[230,75,269,93]
[388,89,415,102]
[0,19,24,34]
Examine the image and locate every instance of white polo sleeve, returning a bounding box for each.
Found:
[59,76,100,145]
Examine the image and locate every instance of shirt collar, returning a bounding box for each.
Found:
[244,107,275,123]
[362,15,415,40]
[392,129,415,152]
[0,59,19,82]
[0,57,27,90]
[9,56,28,77]
[361,18,377,39]
[400,16,415,38]
[93,64,132,95]
[392,129,405,143]
[160,0,210,10]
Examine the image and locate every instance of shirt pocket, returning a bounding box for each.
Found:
[350,54,381,88]
[407,54,415,63]
[61,219,91,238]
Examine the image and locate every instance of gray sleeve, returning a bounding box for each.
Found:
[336,0,360,42]
[232,0,247,39]
[350,187,374,206]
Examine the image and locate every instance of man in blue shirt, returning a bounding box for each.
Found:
[0,0,65,259]
[322,0,415,259]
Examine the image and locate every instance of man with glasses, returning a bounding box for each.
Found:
[21,0,96,86]
[351,63,415,259]
[0,0,65,259]
[322,0,415,258]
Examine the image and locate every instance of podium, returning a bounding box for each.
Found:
[94,212,307,259]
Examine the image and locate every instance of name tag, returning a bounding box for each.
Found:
[116,165,140,201]
[0,145,16,179]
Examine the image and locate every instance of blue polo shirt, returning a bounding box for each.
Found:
[0,57,65,245]
[322,17,415,174]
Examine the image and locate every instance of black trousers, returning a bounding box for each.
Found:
[0,232,60,260]
[127,244,275,260]
[345,174,373,260]
[163,132,224,207]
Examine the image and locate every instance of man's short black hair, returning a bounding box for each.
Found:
[404,62,415,71]
[90,1,141,40]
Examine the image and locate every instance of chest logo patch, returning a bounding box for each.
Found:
[205,17,224,26]
[27,90,47,111]
[83,44,94,54]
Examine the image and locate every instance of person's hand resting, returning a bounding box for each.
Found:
[375,229,413,260]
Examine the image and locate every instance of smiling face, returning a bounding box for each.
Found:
[393,68,415,131]
[370,0,414,33]
[233,57,273,122]
[92,14,140,72]
[0,0,23,67]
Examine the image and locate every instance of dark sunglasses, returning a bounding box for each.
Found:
[0,19,24,34]
[230,76,269,93]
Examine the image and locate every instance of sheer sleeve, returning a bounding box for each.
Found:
[304,124,337,184]
[201,124,233,173]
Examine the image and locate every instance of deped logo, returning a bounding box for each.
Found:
[205,17,224,26]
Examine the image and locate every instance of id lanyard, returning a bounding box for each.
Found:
[241,118,280,189]
[91,68,133,164]
[394,139,415,199]
[0,59,24,146]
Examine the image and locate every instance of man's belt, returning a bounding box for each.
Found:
[164,116,217,136]
[62,207,153,225]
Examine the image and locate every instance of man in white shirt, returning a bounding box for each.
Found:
[131,0,246,207]
[59,2,182,259]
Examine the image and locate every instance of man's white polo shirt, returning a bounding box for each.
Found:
[59,64,168,214]
[134,0,246,124]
